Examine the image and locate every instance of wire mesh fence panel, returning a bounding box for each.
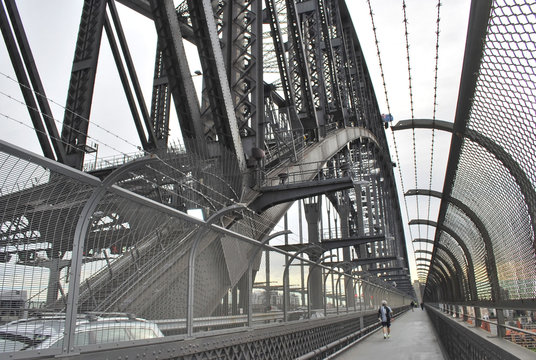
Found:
[0,142,413,357]
[0,149,95,354]
[451,142,535,301]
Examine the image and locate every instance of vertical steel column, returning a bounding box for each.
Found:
[296,0,328,137]
[61,0,107,169]
[474,306,482,328]
[264,0,300,132]
[265,245,271,310]
[284,0,319,137]
[306,253,335,318]
[186,0,246,171]
[304,197,323,310]
[148,47,172,150]
[496,309,506,338]
[149,0,205,153]
[324,0,351,125]
[221,0,264,159]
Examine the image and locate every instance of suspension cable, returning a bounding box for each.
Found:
[402,0,421,245]
[0,71,148,156]
[425,1,442,258]
[366,0,416,258]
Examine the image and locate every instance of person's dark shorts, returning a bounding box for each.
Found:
[381,321,391,328]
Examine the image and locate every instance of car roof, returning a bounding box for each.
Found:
[0,321,60,337]
[0,315,156,334]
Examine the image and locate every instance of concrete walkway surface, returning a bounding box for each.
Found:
[333,309,445,360]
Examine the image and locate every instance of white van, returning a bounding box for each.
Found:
[0,314,164,352]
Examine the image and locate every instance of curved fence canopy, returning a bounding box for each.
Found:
[424,0,536,309]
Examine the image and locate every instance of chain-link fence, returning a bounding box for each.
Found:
[425,0,536,351]
[0,140,411,357]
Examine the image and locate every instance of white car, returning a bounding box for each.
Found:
[0,314,164,352]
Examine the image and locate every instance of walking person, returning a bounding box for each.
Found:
[420,302,424,310]
[378,300,392,339]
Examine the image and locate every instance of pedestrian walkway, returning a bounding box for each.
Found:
[333,308,445,360]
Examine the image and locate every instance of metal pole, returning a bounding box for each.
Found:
[299,201,305,307]
[283,244,321,321]
[246,230,291,326]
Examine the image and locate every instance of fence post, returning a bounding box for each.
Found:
[246,231,291,327]
[496,309,506,338]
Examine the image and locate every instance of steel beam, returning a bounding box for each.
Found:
[1,0,66,162]
[284,0,319,136]
[250,177,363,212]
[325,256,399,268]
[275,234,386,253]
[149,0,204,150]
[61,0,107,169]
[220,0,264,158]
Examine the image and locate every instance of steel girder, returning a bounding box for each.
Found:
[219,0,264,159]
[149,0,206,152]
[60,0,108,169]
[283,0,318,136]
[105,1,159,150]
[324,0,350,125]
[0,0,66,162]
[296,0,330,137]
[264,0,297,121]
[54,0,174,167]
[184,0,246,170]
[148,45,173,150]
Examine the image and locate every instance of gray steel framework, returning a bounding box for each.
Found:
[0,0,415,358]
[3,0,535,357]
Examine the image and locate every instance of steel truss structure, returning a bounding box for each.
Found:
[0,0,415,357]
[2,0,536,357]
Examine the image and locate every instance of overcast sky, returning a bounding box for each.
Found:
[0,0,472,282]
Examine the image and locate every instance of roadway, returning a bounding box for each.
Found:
[333,308,445,360]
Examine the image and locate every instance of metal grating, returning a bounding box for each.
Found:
[469,1,536,188]
[426,0,536,314]
[443,204,492,301]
